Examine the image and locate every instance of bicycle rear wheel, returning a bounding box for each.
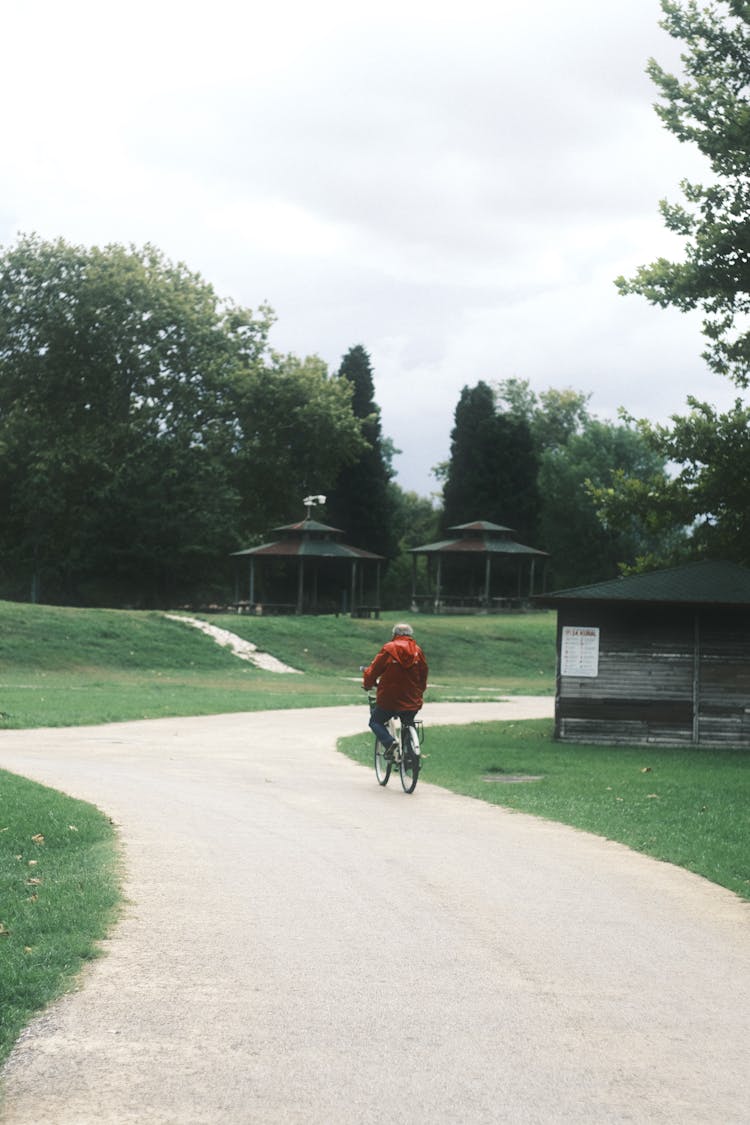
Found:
[374,736,392,785]
[399,725,420,793]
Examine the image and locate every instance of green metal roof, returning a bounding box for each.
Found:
[448,521,516,533]
[411,537,547,557]
[232,539,381,560]
[231,514,383,560]
[272,518,345,534]
[538,560,750,606]
[411,519,548,558]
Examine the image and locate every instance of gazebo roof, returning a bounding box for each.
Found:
[537,560,750,607]
[411,519,548,558]
[272,518,346,534]
[232,516,384,561]
[450,520,515,533]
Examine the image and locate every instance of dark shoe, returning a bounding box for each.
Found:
[384,741,398,761]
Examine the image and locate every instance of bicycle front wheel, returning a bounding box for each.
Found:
[374,736,392,786]
[399,726,420,793]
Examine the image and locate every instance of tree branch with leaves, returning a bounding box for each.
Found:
[607,1,750,566]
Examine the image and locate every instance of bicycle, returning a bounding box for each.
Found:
[367,690,424,794]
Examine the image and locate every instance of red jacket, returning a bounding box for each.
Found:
[363,635,428,711]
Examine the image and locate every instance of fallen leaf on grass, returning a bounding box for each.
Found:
[646,794,660,799]
[641,767,652,773]
[31,834,45,845]
[26,877,42,886]
[0,923,10,937]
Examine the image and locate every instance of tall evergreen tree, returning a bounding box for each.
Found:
[325,345,398,557]
[442,381,540,541]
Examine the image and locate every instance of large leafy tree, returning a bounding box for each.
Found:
[380,485,441,608]
[441,381,540,542]
[593,398,750,567]
[0,235,266,602]
[496,378,591,450]
[607,1,750,565]
[538,421,680,587]
[229,351,365,538]
[0,235,364,604]
[324,345,398,557]
[496,378,674,586]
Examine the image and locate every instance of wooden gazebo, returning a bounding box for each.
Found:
[409,520,549,613]
[232,517,384,616]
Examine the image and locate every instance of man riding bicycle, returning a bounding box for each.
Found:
[362,623,428,760]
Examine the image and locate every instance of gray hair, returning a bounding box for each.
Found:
[392,622,414,637]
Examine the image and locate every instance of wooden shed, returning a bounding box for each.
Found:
[537,560,750,747]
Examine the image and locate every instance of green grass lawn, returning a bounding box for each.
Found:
[0,770,119,1065]
[339,719,750,901]
[213,610,556,692]
[0,603,557,729]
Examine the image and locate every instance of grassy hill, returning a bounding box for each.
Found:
[0,603,556,729]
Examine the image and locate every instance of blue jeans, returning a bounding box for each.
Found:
[369,704,418,749]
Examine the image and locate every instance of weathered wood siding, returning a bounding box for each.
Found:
[698,612,750,745]
[555,605,750,747]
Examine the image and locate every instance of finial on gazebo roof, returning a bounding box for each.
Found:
[302,494,326,520]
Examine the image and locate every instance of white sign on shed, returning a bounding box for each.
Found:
[561,626,600,677]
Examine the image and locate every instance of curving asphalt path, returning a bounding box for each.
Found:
[1,698,749,1124]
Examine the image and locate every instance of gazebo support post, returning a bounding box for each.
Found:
[376,561,381,610]
[434,556,443,614]
[692,612,701,744]
[249,558,255,606]
[484,555,491,607]
[296,558,304,615]
[350,560,357,617]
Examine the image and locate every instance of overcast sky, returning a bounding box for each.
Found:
[2,0,739,498]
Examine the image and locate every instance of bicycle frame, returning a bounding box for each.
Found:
[367,690,423,792]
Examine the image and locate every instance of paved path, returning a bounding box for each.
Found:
[1,699,749,1124]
